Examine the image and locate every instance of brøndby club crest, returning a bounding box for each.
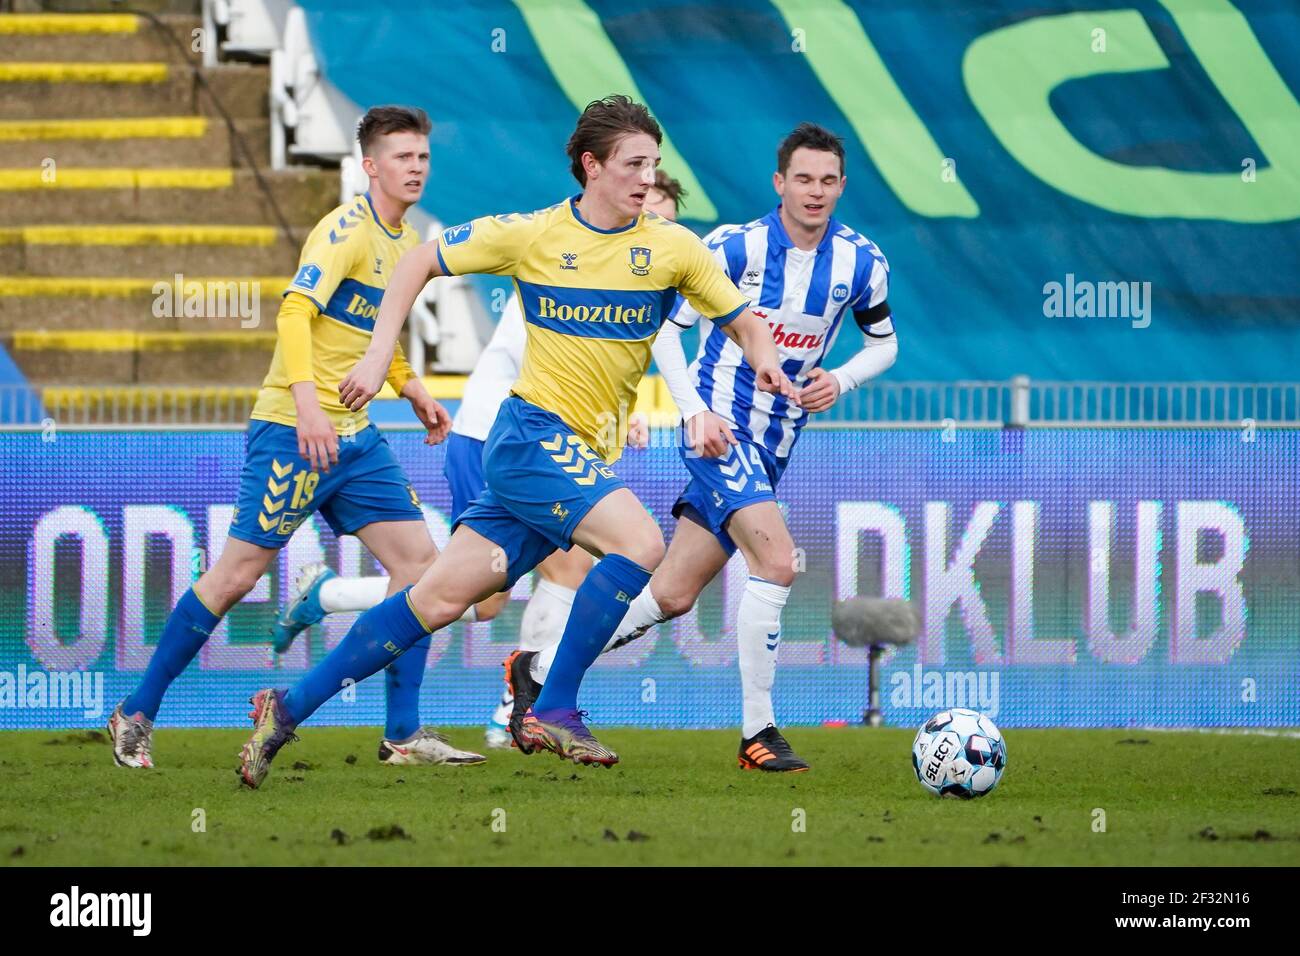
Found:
[628,246,652,276]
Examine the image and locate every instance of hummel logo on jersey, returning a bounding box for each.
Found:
[560,252,578,271]
[552,502,569,520]
[712,490,724,507]
[374,257,384,275]
[744,270,760,284]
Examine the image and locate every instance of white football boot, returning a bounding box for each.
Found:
[378,727,486,765]
[108,703,155,769]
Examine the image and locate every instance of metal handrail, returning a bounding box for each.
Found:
[813,378,1300,426]
[0,380,1297,428]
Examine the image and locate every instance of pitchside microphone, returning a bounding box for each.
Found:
[831,598,920,727]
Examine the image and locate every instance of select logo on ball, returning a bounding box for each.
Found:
[923,733,954,783]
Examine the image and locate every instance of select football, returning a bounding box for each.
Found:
[911,708,1007,799]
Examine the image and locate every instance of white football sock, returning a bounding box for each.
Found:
[518,579,576,653]
[319,575,476,621]
[319,575,389,613]
[607,586,667,652]
[737,577,790,739]
[528,585,666,684]
[529,641,557,685]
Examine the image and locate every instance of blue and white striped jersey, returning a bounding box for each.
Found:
[671,206,891,458]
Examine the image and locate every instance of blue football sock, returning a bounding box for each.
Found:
[283,587,430,726]
[384,634,431,741]
[122,587,220,721]
[533,554,652,713]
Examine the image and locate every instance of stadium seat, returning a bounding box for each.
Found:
[204,0,294,66]
[268,5,353,168]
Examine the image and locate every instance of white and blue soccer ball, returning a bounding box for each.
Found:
[911,708,1007,799]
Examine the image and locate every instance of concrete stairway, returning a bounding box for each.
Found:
[0,6,336,408]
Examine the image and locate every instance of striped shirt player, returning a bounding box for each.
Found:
[661,205,895,555]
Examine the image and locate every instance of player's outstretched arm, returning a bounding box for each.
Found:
[339,241,445,411]
[653,319,735,458]
[721,309,799,405]
[651,318,708,421]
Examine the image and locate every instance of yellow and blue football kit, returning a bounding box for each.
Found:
[251,197,754,750]
[253,191,418,431]
[436,195,747,587]
[230,192,425,548]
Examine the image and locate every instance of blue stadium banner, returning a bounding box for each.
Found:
[0,427,1295,729]
[295,0,1300,382]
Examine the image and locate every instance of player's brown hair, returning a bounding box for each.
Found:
[357,105,432,156]
[566,94,662,186]
[652,169,687,211]
[777,122,846,176]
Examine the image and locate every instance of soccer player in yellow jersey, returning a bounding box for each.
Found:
[110,106,483,771]
[237,95,796,786]
[266,172,685,754]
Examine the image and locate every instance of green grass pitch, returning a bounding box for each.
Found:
[2,726,1297,866]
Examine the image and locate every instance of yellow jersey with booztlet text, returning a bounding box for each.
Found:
[251,192,420,433]
[436,196,747,463]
